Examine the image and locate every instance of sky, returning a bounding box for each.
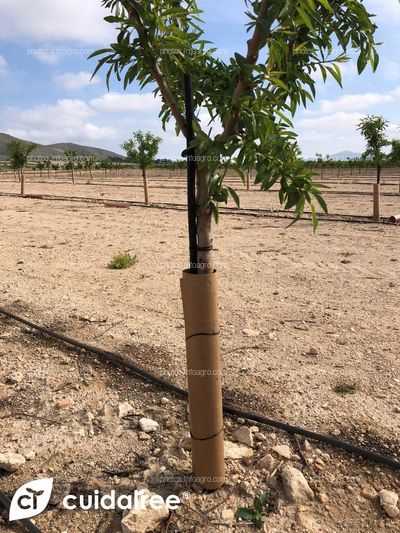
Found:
[0,0,399,159]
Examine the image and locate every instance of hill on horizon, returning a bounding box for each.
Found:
[0,133,125,161]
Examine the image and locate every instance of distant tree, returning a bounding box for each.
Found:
[84,155,96,180]
[357,115,389,184]
[36,161,45,177]
[51,163,59,171]
[121,131,162,205]
[44,157,51,179]
[6,140,37,195]
[100,159,112,178]
[388,139,400,166]
[76,161,83,176]
[64,149,77,184]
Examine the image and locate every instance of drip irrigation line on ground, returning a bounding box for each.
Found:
[1,192,398,226]
[1,308,399,472]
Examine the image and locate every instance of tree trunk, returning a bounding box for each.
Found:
[142,167,149,205]
[71,167,75,184]
[377,163,381,185]
[373,183,380,222]
[196,167,213,273]
[246,168,251,191]
[20,171,25,197]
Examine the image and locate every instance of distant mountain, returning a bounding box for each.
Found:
[0,133,125,161]
[329,151,362,161]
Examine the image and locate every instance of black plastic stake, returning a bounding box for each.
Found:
[184,73,197,274]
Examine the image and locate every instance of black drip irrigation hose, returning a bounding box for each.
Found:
[1,308,400,472]
[1,191,399,226]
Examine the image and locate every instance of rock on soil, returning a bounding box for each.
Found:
[121,490,170,533]
[138,417,159,433]
[0,452,26,472]
[234,427,253,447]
[281,465,315,503]
[379,489,399,519]
[224,441,254,459]
[118,402,135,418]
[272,444,292,459]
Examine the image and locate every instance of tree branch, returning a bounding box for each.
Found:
[220,0,269,140]
[127,4,188,138]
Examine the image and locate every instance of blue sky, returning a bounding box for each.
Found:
[0,0,399,159]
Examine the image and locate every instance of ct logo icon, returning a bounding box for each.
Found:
[9,478,53,522]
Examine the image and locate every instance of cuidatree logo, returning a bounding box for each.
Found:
[9,478,53,521]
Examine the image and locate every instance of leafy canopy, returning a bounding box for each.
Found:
[91,0,380,227]
[121,130,162,169]
[357,115,389,164]
[389,139,400,165]
[6,140,37,170]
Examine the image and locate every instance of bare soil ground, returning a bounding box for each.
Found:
[1,188,400,532]
[0,174,400,217]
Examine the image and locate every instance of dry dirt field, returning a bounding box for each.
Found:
[0,172,400,218]
[0,186,400,532]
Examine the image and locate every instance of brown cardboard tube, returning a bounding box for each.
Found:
[373,183,380,222]
[180,269,225,490]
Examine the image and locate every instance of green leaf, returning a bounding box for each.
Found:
[227,187,240,208]
[317,0,333,11]
[126,0,144,17]
[296,6,314,33]
[235,508,255,521]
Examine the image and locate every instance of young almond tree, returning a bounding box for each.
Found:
[92,0,378,269]
[64,149,77,184]
[44,157,52,179]
[389,138,400,193]
[357,115,389,184]
[6,140,37,196]
[84,155,96,180]
[92,0,379,487]
[121,130,162,205]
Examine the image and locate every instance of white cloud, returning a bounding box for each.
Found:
[90,92,161,113]
[1,98,115,145]
[0,54,7,75]
[0,0,114,44]
[296,111,400,157]
[305,86,400,115]
[366,0,400,23]
[3,99,94,130]
[319,92,394,113]
[54,71,99,91]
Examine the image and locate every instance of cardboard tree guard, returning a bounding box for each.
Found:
[180,269,225,490]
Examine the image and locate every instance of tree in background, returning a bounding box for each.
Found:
[6,140,37,196]
[389,138,400,193]
[36,161,45,178]
[389,139,400,166]
[44,157,52,179]
[84,155,96,180]
[64,149,77,184]
[121,131,162,205]
[357,115,389,221]
[357,115,389,184]
[92,0,379,488]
